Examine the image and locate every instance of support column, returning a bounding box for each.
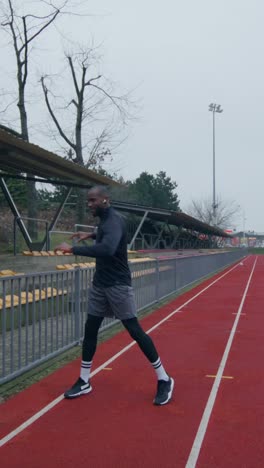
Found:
[128,210,149,250]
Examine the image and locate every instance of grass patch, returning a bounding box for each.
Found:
[248,248,264,255]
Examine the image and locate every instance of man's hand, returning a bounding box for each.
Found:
[70,231,94,243]
[54,242,73,254]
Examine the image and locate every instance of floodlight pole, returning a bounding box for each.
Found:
[208,103,223,225]
[243,209,246,243]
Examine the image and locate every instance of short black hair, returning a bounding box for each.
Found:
[88,185,110,198]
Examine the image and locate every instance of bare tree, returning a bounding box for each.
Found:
[41,48,133,221]
[1,0,68,237]
[187,196,240,230]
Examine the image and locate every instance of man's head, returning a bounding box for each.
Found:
[87,185,110,217]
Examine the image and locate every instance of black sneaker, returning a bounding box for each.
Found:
[64,377,92,399]
[153,377,174,405]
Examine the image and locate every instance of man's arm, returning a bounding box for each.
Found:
[54,231,97,255]
[71,231,96,242]
[72,218,122,258]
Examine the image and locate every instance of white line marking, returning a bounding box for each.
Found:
[185,256,257,468]
[0,257,249,448]
[206,375,234,380]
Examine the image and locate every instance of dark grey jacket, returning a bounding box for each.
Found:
[72,207,131,287]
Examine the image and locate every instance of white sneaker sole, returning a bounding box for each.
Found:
[154,378,175,406]
[64,385,92,399]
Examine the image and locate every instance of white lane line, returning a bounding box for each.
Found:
[185,256,257,468]
[0,257,248,448]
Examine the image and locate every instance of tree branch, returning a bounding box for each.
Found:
[5,0,19,60]
[22,16,28,87]
[19,8,60,51]
[41,76,76,151]
[88,83,124,115]
[71,99,78,108]
[85,75,102,86]
[67,56,80,97]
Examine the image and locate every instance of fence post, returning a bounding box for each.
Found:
[155,259,159,302]
[74,267,81,343]
[174,258,177,292]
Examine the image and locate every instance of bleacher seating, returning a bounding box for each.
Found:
[56,262,95,270]
[0,270,24,277]
[0,288,67,309]
[23,250,71,256]
[22,250,138,257]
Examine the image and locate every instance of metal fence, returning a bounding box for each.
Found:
[0,249,246,384]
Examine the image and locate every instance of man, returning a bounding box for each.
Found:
[55,185,174,405]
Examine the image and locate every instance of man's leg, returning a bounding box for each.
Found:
[122,317,174,405]
[64,315,103,399]
[81,314,104,380]
[64,284,110,399]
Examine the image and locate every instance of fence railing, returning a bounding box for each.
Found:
[0,249,246,384]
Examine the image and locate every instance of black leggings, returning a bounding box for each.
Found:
[82,315,159,364]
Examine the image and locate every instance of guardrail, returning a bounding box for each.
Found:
[0,249,246,384]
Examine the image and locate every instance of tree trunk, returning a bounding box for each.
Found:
[18,87,29,141]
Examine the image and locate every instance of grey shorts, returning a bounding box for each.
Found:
[88,284,137,320]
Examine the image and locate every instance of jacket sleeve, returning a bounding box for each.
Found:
[72,218,122,258]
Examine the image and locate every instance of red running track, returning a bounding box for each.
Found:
[0,255,263,467]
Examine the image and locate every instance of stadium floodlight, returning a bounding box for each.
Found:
[208,103,223,225]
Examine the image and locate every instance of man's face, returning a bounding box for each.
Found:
[87,189,106,217]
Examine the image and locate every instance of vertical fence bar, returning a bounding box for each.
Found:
[32,276,37,364]
[56,273,59,350]
[174,258,177,292]
[25,278,29,366]
[74,267,81,343]
[39,275,42,359]
[155,260,160,302]
[10,279,14,374]
[66,271,70,344]
[50,273,54,353]
[61,273,65,348]
[18,277,22,370]
[44,275,48,356]
[1,281,7,378]
[79,269,84,335]
[70,271,74,341]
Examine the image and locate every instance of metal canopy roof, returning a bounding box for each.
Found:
[0,127,229,239]
[0,127,119,188]
[112,200,230,237]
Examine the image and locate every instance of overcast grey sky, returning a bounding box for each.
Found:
[1,0,264,232]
